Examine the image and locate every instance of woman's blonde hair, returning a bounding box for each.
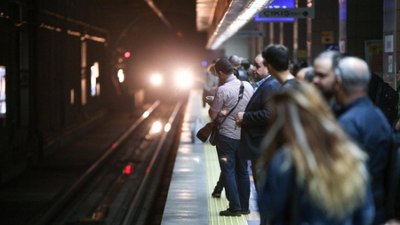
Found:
[257,82,368,219]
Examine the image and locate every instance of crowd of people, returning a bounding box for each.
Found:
[201,44,399,225]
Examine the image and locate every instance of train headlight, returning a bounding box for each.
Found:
[150,120,163,134]
[174,68,193,89]
[150,73,163,86]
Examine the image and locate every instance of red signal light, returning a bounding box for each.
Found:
[123,163,133,175]
[123,51,131,58]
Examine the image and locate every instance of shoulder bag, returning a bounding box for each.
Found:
[196,81,244,146]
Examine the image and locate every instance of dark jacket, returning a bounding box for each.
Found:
[338,96,393,225]
[239,76,281,160]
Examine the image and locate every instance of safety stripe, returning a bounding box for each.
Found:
[204,143,248,225]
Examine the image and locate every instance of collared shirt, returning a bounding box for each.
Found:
[254,75,271,91]
[211,75,253,140]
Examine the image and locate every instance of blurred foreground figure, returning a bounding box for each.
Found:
[257,82,374,225]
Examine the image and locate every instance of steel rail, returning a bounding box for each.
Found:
[31,100,160,225]
[121,100,183,225]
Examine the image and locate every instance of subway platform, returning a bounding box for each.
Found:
[161,89,260,225]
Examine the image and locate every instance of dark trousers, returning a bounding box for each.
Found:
[216,135,250,211]
[251,159,259,190]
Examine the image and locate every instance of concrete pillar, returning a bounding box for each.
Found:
[257,23,264,52]
[269,23,274,44]
[279,22,284,45]
[293,17,298,64]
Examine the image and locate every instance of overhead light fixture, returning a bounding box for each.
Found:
[207,0,273,49]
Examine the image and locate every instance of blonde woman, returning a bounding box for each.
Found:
[256,82,374,225]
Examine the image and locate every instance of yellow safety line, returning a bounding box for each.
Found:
[204,144,248,225]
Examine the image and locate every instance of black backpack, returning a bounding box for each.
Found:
[368,74,398,125]
[385,133,400,219]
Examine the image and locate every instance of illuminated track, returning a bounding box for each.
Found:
[28,100,185,225]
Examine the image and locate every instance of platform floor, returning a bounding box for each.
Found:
[161,90,260,225]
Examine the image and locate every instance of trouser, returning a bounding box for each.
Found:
[216,135,250,211]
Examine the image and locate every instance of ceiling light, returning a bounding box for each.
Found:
[207,0,273,49]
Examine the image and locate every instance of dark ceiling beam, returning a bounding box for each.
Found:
[144,0,173,29]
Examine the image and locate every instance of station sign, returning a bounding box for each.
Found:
[258,7,315,19]
[254,0,295,23]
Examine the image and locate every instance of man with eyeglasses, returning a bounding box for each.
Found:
[235,54,280,190]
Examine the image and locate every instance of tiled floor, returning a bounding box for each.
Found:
[161,90,260,225]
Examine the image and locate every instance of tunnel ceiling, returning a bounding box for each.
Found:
[37,0,202,50]
[92,0,199,47]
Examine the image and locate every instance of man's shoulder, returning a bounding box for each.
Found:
[217,79,243,95]
[340,101,389,126]
[263,77,280,88]
[243,80,253,89]
[257,78,280,95]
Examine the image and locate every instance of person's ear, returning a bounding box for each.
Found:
[334,76,343,91]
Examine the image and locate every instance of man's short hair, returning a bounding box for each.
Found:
[262,44,290,71]
[241,58,251,70]
[314,50,342,69]
[335,56,371,93]
[228,55,242,67]
[215,57,234,75]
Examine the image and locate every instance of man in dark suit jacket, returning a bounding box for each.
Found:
[235,54,281,187]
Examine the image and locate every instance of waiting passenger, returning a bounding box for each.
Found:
[246,64,257,85]
[333,56,393,225]
[202,63,219,107]
[209,58,253,217]
[262,44,297,89]
[291,60,308,78]
[256,82,374,225]
[235,53,280,190]
[296,66,314,82]
[203,62,225,198]
[312,50,342,114]
[229,55,249,82]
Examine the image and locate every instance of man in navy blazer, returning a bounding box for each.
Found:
[235,54,281,187]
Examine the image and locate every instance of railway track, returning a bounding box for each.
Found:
[0,99,186,225]
[30,100,183,225]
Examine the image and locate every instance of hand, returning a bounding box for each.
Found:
[220,108,228,116]
[205,96,214,105]
[235,112,244,127]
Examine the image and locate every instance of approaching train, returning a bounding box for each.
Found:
[0,0,207,184]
